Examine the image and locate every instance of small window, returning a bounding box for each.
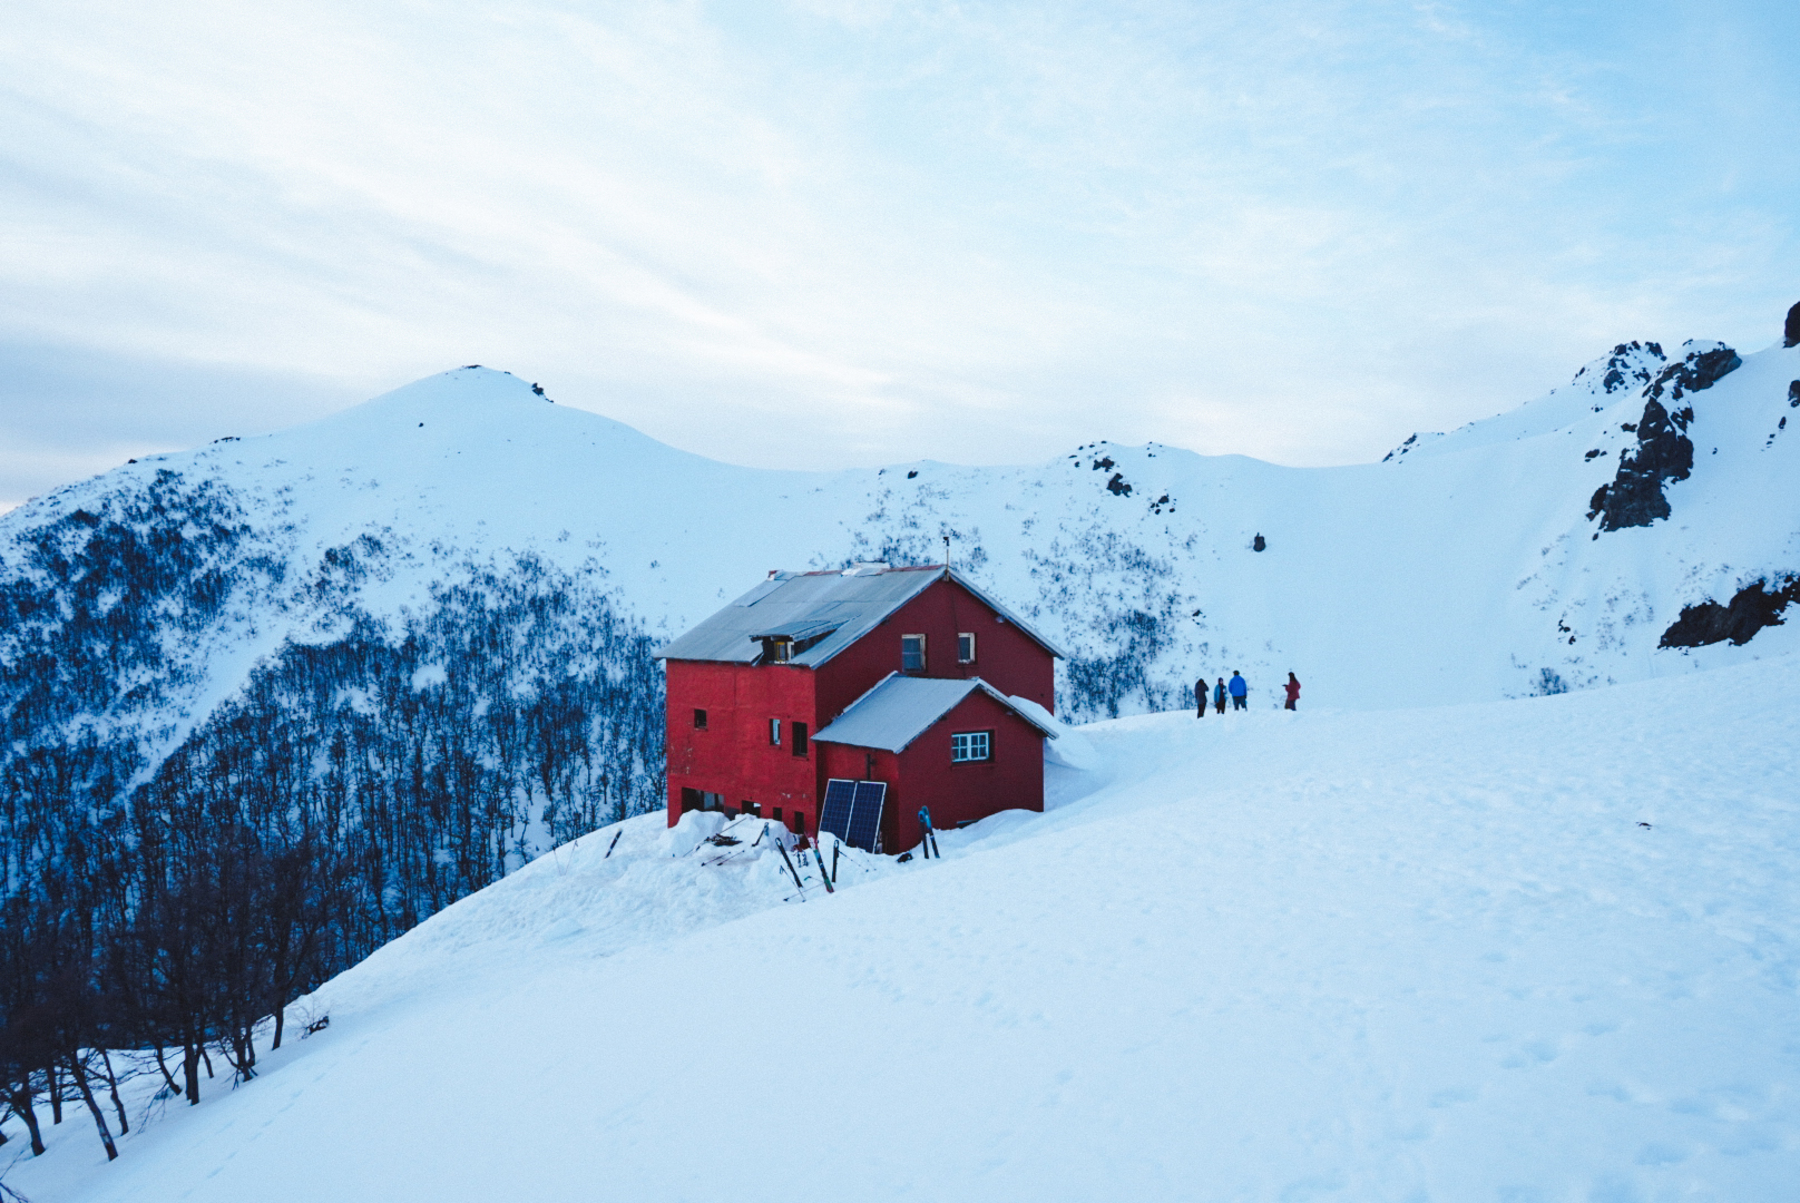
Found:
[769,718,781,746]
[792,721,809,756]
[693,708,707,730]
[901,633,927,673]
[773,807,783,823]
[957,632,976,663]
[793,810,807,836]
[680,786,702,813]
[951,730,993,763]
[740,800,760,817]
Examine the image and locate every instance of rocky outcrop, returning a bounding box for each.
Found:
[1587,343,1739,532]
[1642,343,1740,405]
[1569,341,1666,396]
[1587,397,1695,531]
[1659,576,1800,648]
[1785,301,1800,348]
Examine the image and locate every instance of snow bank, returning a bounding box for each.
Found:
[12,653,1799,1203]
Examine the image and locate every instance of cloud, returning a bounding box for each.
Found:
[0,0,1796,504]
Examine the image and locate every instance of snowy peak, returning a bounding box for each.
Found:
[1567,340,1668,403]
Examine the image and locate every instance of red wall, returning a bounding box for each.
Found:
[664,572,1057,831]
[813,576,1056,722]
[664,660,823,832]
[815,689,1046,854]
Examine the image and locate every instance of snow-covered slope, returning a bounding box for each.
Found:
[11,655,1798,1202]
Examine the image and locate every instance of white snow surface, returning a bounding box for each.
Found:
[6,338,1800,733]
[9,654,1798,1201]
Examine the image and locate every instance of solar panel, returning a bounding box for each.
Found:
[819,779,858,844]
[846,781,887,853]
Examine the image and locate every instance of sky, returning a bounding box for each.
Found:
[2,0,1797,511]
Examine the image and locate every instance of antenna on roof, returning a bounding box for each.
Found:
[943,534,951,569]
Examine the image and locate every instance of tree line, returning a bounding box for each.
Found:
[1,486,664,1164]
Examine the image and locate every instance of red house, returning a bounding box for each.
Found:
[656,564,1062,854]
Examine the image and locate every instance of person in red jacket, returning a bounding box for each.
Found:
[1284,672,1301,711]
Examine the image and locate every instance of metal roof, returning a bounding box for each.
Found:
[654,564,1063,666]
[811,672,1058,753]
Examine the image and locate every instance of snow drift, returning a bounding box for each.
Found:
[8,652,1798,1201]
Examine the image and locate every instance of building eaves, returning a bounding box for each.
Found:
[813,672,1058,753]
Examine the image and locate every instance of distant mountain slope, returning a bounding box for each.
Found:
[2,319,1797,964]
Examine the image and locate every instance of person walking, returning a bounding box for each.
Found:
[1284,672,1301,711]
[1228,671,1248,711]
[1196,676,1207,718]
[1214,677,1227,715]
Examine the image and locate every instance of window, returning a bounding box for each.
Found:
[951,730,993,763]
[793,810,807,836]
[680,786,703,813]
[769,718,781,746]
[773,807,783,823]
[957,632,976,663]
[792,721,809,756]
[739,800,761,817]
[693,708,707,730]
[901,633,927,673]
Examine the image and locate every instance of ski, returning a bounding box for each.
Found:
[603,829,623,859]
[773,832,806,892]
[810,840,835,893]
[918,806,941,859]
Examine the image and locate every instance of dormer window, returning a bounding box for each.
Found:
[901,634,926,673]
[958,632,976,663]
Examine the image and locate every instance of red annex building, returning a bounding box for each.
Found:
[655,564,1062,854]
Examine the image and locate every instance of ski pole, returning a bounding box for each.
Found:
[603,830,623,859]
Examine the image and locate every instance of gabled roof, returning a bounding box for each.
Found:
[653,564,1063,666]
[812,673,1059,753]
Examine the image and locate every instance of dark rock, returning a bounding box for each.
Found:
[1643,344,1740,405]
[907,470,918,479]
[1789,381,1799,407]
[1091,456,1115,472]
[1105,472,1132,496]
[1252,533,1266,552]
[1660,576,1800,648]
[1587,343,1737,533]
[1787,301,1800,348]
[1587,398,1693,530]
[1584,449,1603,460]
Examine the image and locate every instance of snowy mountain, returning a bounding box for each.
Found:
[9,323,1799,737]
[9,653,1798,1201]
[3,310,1798,1045]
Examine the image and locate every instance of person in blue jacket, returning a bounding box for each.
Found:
[1214,677,1227,715]
[1228,670,1248,710]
